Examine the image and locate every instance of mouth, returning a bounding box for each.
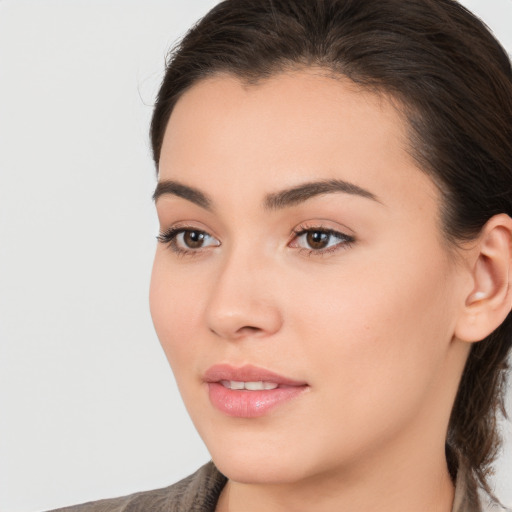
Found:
[204,364,308,418]
[220,380,279,390]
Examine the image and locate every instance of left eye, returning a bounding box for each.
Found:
[291,228,354,251]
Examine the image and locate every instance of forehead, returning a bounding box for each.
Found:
[159,70,438,214]
[163,70,409,161]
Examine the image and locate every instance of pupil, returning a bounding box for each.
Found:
[184,231,204,248]
[307,231,329,249]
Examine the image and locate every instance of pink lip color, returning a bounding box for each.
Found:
[204,364,308,418]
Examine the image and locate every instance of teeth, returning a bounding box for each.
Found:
[245,381,268,391]
[220,380,279,390]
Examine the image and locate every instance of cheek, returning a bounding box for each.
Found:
[291,246,457,426]
[149,252,207,370]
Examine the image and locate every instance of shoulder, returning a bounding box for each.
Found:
[47,462,227,512]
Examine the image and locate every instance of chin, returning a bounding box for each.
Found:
[203,429,333,486]
[212,452,307,485]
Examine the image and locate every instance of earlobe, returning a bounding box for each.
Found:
[455,214,512,343]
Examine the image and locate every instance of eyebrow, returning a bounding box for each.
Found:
[153,180,212,210]
[153,178,380,210]
[263,179,380,210]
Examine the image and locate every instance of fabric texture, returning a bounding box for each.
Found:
[49,462,226,512]
[48,461,509,512]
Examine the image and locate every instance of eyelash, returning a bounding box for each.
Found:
[290,224,355,256]
[156,224,355,257]
[156,225,217,257]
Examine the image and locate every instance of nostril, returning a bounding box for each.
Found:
[210,324,263,338]
[237,326,262,335]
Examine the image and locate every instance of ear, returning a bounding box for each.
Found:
[455,214,512,343]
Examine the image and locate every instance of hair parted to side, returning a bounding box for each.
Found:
[151,0,512,503]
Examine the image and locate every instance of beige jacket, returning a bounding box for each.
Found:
[50,462,509,512]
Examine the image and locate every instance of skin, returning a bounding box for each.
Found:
[150,70,483,512]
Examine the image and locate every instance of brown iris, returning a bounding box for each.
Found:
[306,231,330,249]
[183,230,206,248]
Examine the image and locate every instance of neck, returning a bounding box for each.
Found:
[216,447,455,512]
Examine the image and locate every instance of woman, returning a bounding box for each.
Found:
[54,0,512,510]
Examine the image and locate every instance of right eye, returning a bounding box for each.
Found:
[157,227,220,254]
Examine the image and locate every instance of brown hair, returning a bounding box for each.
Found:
[151,0,512,503]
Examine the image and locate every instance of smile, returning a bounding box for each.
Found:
[220,380,279,390]
[204,364,308,418]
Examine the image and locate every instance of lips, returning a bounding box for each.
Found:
[204,364,308,418]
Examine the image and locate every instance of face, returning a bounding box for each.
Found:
[150,70,468,485]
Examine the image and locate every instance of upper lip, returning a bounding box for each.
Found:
[204,364,307,387]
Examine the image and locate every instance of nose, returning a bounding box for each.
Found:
[205,249,283,340]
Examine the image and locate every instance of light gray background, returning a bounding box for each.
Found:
[0,1,510,511]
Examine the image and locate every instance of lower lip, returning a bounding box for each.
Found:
[207,382,307,418]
